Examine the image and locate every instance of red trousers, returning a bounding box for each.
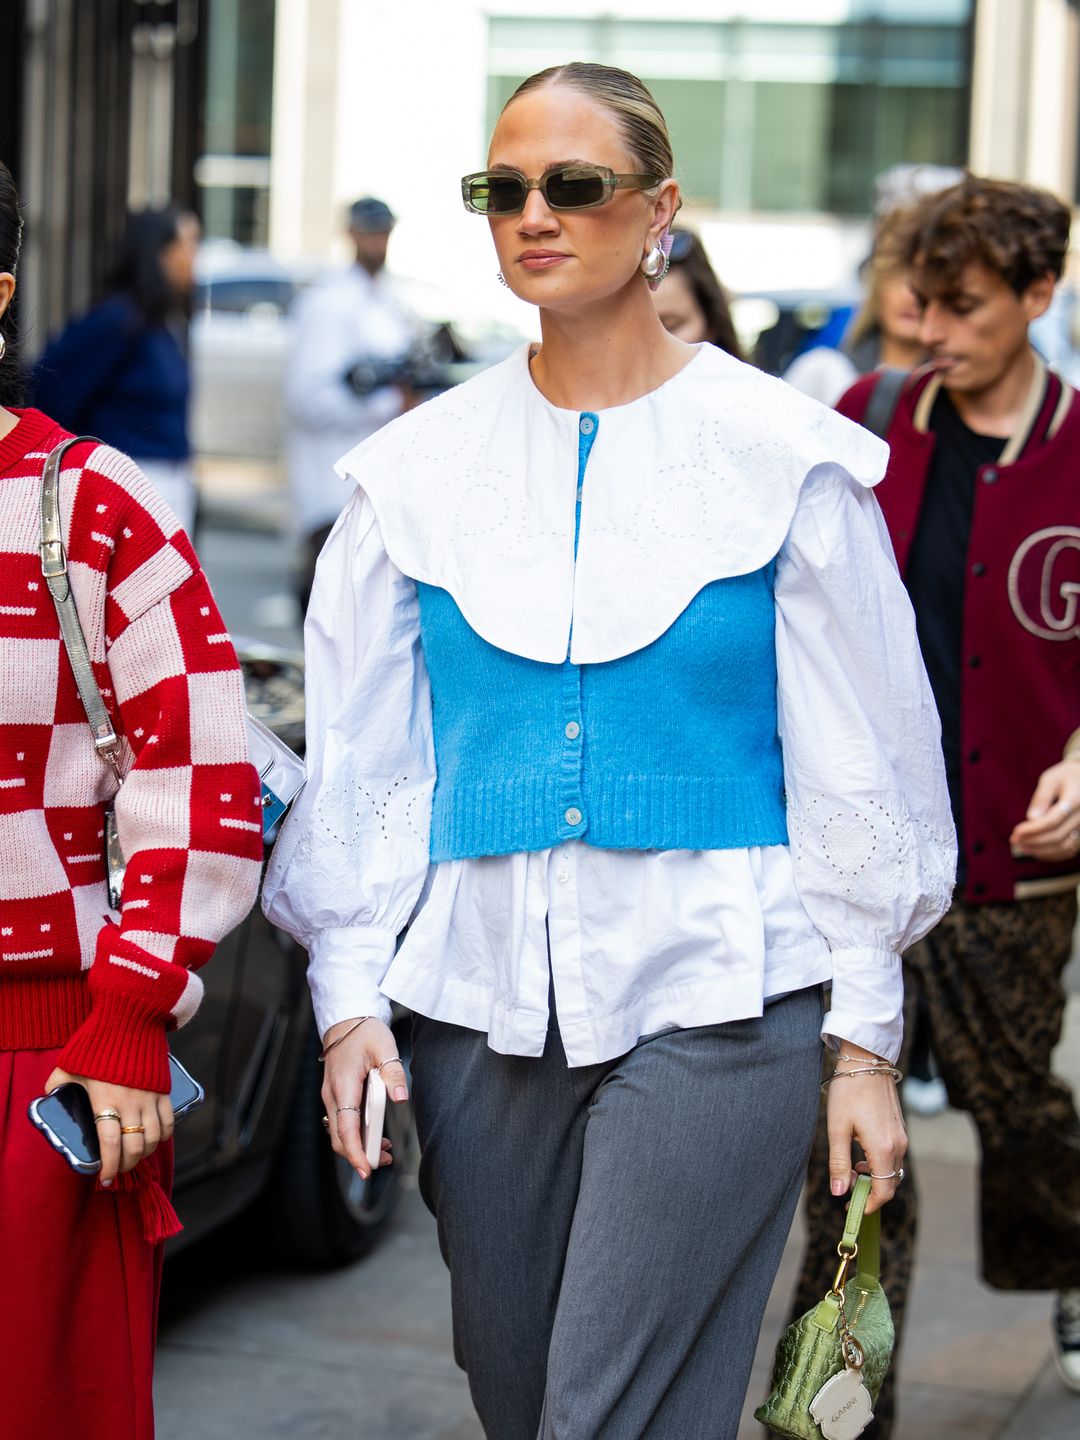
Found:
[0,1047,171,1440]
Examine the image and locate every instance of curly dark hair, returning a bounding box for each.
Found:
[899,174,1070,301]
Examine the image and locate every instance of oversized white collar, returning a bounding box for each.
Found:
[336,343,887,664]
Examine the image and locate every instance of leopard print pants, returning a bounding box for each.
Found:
[779,891,1080,1440]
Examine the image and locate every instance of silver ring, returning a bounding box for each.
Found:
[869,1167,905,1181]
[335,1104,362,1115]
[375,1057,402,1072]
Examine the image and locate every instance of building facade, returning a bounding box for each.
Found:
[2,0,207,349]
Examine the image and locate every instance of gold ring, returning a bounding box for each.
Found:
[93,1109,122,1124]
[120,1125,145,1135]
[336,1104,362,1115]
[375,1057,402,1072]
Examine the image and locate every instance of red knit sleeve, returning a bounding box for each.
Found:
[56,454,262,1091]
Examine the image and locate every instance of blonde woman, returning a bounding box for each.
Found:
[265,63,954,1438]
[784,211,926,406]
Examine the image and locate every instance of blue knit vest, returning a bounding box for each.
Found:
[415,412,788,861]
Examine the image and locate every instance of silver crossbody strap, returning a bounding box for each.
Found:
[40,438,123,783]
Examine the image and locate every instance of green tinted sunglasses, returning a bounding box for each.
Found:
[461,164,662,216]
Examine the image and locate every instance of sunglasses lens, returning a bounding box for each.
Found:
[468,175,526,214]
[546,168,608,209]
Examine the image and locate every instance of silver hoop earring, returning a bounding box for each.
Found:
[0,333,6,362]
[641,244,668,284]
[496,271,508,288]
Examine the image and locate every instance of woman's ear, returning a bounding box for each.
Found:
[646,180,680,249]
[0,272,14,322]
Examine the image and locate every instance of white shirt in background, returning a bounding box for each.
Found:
[284,265,417,537]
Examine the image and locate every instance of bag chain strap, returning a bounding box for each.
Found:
[826,1174,876,1370]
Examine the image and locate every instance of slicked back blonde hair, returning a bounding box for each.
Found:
[504,62,675,185]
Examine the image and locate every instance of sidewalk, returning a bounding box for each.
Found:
[741,970,1080,1438]
[156,985,1080,1440]
[196,455,287,535]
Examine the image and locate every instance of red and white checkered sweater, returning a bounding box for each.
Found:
[0,409,262,1092]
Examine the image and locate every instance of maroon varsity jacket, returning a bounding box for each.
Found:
[838,363,1080,904]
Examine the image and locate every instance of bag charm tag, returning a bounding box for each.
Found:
[809,1241,875,1440]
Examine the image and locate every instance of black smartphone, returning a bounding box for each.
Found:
[27,1053,204,1176]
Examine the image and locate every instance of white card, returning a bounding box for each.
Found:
[809,1368,875,1440]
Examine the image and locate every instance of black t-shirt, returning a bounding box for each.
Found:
[905,389,1005,879]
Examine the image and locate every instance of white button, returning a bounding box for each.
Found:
[565,807,583,826]
[579,415,595,435]
[565,721,580,740]
[558,871,570,884]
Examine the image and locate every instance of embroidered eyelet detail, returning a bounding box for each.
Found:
[312,774,429,848]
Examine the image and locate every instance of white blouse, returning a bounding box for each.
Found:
[263,345,956,1067]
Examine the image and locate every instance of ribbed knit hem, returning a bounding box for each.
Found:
[430,773,789,861]
[57,992,171,1093]
[0,975,92,1052]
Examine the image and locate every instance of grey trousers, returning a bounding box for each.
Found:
[411,985,824,1440]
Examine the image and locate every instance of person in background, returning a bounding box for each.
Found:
[0,160,261,1439]
[788,175,1080,1435]
[783,207,925,406]
[32,205,201,535]
[264,61,954,1438]
[284,195,417,612]
[651,229,743,358]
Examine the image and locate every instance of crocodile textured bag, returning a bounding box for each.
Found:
[756,1175,894,1440]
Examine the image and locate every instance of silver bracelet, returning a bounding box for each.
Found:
[821,1065,903,1095]
[318,1016,374,1063]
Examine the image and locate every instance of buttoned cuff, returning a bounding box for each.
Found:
[822,945,904,1064]
[307,926,395,1041]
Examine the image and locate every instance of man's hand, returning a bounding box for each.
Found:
[1010,759,1080,862]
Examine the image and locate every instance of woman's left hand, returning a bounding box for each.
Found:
[1010,759,1080,862]
[826,1046,907,1216]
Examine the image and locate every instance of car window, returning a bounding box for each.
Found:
[195,278,295,317]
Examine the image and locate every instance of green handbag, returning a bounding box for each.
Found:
[756,1175,894,1440]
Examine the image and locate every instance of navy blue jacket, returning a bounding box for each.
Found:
[32,296,190,460]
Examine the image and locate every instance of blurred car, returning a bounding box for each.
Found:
[730,287,861,376]
[190,244,315,461]
[190,244,529,463]
[168,642,413,1267]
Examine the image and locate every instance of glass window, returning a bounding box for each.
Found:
[199,0,276,245]
[486,9,974,218]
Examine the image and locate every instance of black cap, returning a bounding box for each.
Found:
[349,197,396,233]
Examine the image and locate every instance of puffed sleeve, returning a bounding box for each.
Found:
[262,487,434,1038]
[774,464,956,1062]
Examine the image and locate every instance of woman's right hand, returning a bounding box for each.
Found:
[320,1016,409,1180]
[44,1066,174,1187]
